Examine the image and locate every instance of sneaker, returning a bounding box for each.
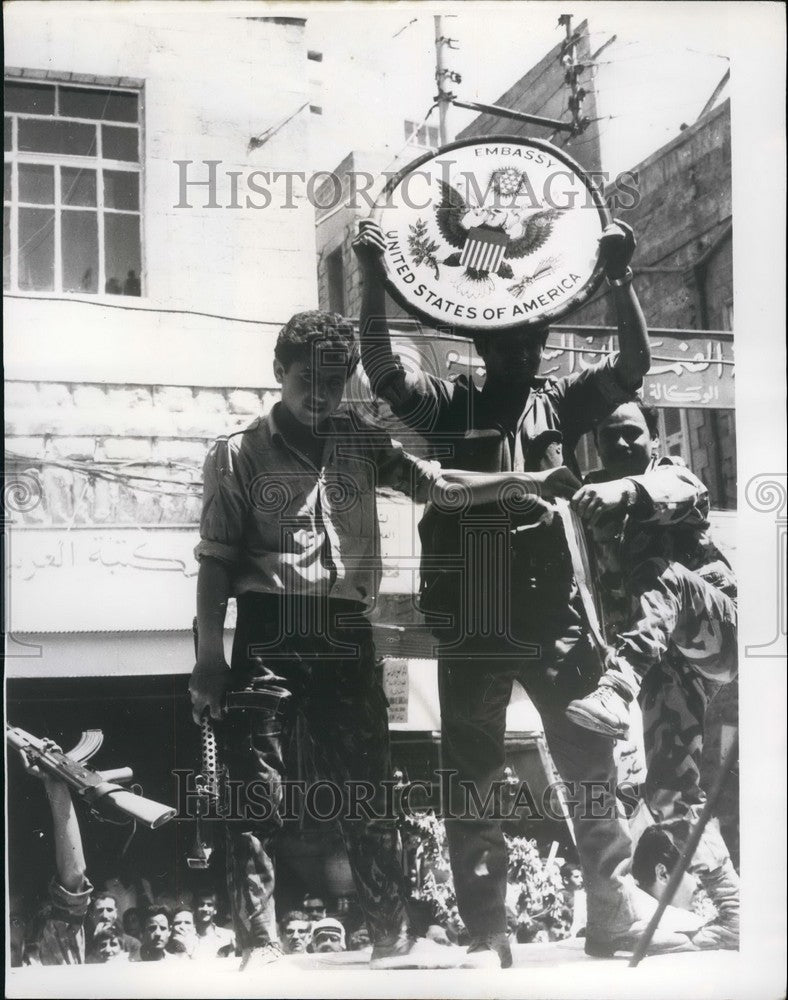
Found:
[238,941,285,970]
[565,685,631,740]
[466,931,513,969]
[584,923,692,958]
[370,936,470,970]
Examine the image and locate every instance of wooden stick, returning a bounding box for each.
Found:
[629,733,739,966]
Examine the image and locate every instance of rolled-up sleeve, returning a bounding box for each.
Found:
[28,876,94,965]
[194,438,247,566]
[628,459,710,528]
[49,875,93,919]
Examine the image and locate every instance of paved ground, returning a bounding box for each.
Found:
[6,940,747,1000]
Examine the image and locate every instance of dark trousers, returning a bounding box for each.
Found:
[221,595,409,949]
[438,637,636,941]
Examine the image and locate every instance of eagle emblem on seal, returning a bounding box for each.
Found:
[428,168,564,297]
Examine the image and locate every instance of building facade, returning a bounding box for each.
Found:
[4,6,324,901]
[568,99,735,510]
[5,7,319,658]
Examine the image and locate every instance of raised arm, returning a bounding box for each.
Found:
[352,220,420,411]
[19,753,87,893]
[599,221,650,389]
[45,777,88,893]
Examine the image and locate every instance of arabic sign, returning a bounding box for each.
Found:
[374,137,609,332]
[382,658,410,725]
[361,325,733,409]
[641,336,734,408]
[8,501,426,633]
[542,330,734,408]
[7,527,200,633]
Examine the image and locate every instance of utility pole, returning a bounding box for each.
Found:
[437,15,587,145]
[434,15,460,145]
[558,13,587,136]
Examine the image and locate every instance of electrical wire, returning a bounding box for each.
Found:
[5,451,204,497]
[3,292,285,326]
[248,100,310,152]
[392,17,418,39]
[464,19,587,117]
[382,102,439,172]
[594,45,730,65]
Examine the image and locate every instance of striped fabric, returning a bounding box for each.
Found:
[459,226,509,272]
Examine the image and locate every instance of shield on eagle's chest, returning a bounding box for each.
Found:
[459,226,509,272]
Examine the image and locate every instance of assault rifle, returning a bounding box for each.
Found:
[7,724,177,830]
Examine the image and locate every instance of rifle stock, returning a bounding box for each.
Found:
[6,724,176,830]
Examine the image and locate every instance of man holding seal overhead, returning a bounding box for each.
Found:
[353,217,686,964]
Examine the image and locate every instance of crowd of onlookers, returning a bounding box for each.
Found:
[10,884,234,967]
[10,863,588,968]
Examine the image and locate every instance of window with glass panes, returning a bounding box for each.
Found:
[4,79,142,296]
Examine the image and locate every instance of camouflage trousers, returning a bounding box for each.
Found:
[219,595,410,950]
[640,658,737,869]
[611,559,739,867]
[603,558,738,702]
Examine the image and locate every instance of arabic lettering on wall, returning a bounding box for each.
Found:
[401,331,734,409]
[10,501,424,592]
[11,531,199,583]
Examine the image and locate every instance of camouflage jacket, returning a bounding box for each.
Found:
[24,876,92,966]
[583,456,735,641]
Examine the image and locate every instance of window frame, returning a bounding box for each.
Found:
[4,73,145,298]
[658,407,692,464]
[403,119,440,150]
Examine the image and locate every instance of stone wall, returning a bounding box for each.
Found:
[571,100,732,329]
[5,380,278,526]
[570,100,736,509]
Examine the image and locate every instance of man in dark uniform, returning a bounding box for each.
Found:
[352,218,686,964]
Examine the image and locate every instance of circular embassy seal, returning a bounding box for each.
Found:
[372,136,611,333]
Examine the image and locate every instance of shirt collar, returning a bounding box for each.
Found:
[268,402,357,444]
[268,402,285,443]
[267,402,346,471]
